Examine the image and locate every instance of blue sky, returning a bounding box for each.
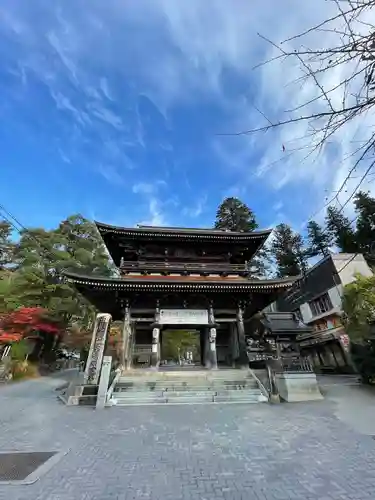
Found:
[0,0,373,233]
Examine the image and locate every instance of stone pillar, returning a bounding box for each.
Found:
[208,303,218,370]
[151,300,160,368]
[121,301,132,370]
[84,313,112,385]
[236,303,249,368]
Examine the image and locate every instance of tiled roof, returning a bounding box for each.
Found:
[95,221,272,240]
[64,272,298,291]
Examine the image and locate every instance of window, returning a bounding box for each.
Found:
[309,293,333,317]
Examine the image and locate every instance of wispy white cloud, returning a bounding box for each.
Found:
[182,194,207,218]
[99,77,114,101]
[132,180,167,195]
[1,0,374,230]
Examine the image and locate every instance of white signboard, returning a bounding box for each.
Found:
[159,309,208,325]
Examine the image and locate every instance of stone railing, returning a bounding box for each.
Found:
[280,356,313,373]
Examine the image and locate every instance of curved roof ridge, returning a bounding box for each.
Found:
[64,271,299,287]
[95,221,272,238]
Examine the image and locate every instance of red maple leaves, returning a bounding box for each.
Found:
[0,307,60,343]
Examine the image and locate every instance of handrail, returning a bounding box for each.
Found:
[247,365,270,400]
[120,260,247,272]
[280,356,314,373]
[266,363,279,399]
[106,366,122,405]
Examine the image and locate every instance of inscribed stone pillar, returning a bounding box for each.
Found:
[151,300,161,368]
[121,302,131,370]
[236,304,249,368]
[208,303,218,370]
[84,313,112,385]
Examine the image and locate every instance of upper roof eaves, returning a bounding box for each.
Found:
[95,221,272,239]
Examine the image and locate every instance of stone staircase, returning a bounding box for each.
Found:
[111,369,268,406]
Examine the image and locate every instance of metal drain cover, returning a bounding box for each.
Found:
[0,451,64,484]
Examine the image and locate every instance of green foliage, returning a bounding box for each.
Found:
[0,271,21,313]
[10,340,29,361]
[0,214,113,356]
[0,219,16,270]
[351,340,375,384]
[9,214,113,330]
[214,197,258,232]
[270,223,308,277]
[342,273,375,341]
[354,191,375,256]
[162,330,200,362]
[325,206,357,253]
[248,246,274,278]
[306,220,332,257]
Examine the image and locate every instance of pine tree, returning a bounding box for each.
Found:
[0,219,15,270]
[325,206,357,253]
[247,246,273,278]
[214,197,258,232]
[11,214,113,329]
[270,223,308,277]
[306,220,332,257]
[354,191,375,255]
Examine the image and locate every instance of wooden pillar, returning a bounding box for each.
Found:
[121,301,132,370]
[151,300,160,368]
[329,343,339,367]
[230,322,239,367]
[208,303,218,370]
[236,303,249,368]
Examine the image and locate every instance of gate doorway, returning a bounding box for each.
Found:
[160,329,201,366]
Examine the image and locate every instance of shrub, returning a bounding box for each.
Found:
[351,340,375,384]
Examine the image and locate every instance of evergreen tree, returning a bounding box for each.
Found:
[325,206,357,253]
[247,246,273,278]
[11,214,113,329]
[354,191,375,255]
[306,220,332,258]
[57,214,113,276]
[214,197,258,232]
[271,223,308,277]
[0,219,16,270]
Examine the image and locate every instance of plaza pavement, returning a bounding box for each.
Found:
[0,372,375,500]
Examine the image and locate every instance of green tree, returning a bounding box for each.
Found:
[270,224,307,277]
[57,214,113,276]
[11,214,113,330]
[162,330,200,363]
[0,271,21,313]
[326,206,357,253]
[0,219,16,270]
[214,197,258,232]
[354,191,375,256]
[342,273,375,342]
[306,220,332,258]
[248,246,274,278]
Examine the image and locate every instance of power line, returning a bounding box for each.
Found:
[0,203,88,280]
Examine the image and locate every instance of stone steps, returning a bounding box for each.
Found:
[115,382,258,392]
[113,391,264,406]
[111,369,267,406]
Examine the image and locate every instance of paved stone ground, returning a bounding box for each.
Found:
[0,373,375,500]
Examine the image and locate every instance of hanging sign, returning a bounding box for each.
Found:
[159,309,208,325]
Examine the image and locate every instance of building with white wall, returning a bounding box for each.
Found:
[266,253,373,371]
